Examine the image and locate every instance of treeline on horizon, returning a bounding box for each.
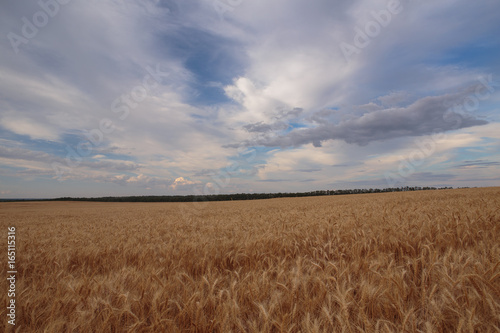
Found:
[0,186,458,202]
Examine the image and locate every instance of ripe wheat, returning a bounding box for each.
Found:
[1,187,499,332]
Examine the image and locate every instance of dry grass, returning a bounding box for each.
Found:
[1,187,500,332]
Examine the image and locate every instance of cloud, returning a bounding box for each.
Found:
[243,121,288,133]
[170,176,198,190]
[256,179,290,183]
[0,117,59,141]
[406,172,456,182]
[235,89,488,148]
[275,107,304,119]
[297,168,322,173]
[0,145,55,162]
[456,160,500,169]
[0,145,140,175]
[377,91,412,107]
[256,145,338,181]
[125,174,173,188]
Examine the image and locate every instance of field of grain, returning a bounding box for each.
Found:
[1,187,499,332]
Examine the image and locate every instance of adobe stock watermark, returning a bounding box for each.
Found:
[448,75,496,118]
[7,227,17,326]
[212,0,244,21]
[51,64,170,180]
[7,0,73,54]
[340,0,404,63]
[385,75,496,187]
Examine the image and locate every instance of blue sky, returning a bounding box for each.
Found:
[1,0,499,198]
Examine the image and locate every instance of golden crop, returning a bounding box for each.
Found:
[1,187,499,332]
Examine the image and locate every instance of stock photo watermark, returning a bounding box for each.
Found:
[7,227,17,326]
[51,64,170,180]
[7,0,73,54]
[448,75,495,117]
[385,75,496,187]
[340,0,404,63]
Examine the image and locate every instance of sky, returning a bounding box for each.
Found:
[0,0,499,198]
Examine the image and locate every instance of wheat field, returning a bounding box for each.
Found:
[1,187,499,332]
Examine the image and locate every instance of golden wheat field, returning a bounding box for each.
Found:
[1,187,500,332]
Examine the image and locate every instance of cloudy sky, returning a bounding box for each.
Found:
[1,0,499,198]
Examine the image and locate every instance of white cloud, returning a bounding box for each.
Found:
[257,144,338,180]
[170,176,198,190]
[0,117,59,141]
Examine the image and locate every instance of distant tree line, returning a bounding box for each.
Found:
[24,186,455,203]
